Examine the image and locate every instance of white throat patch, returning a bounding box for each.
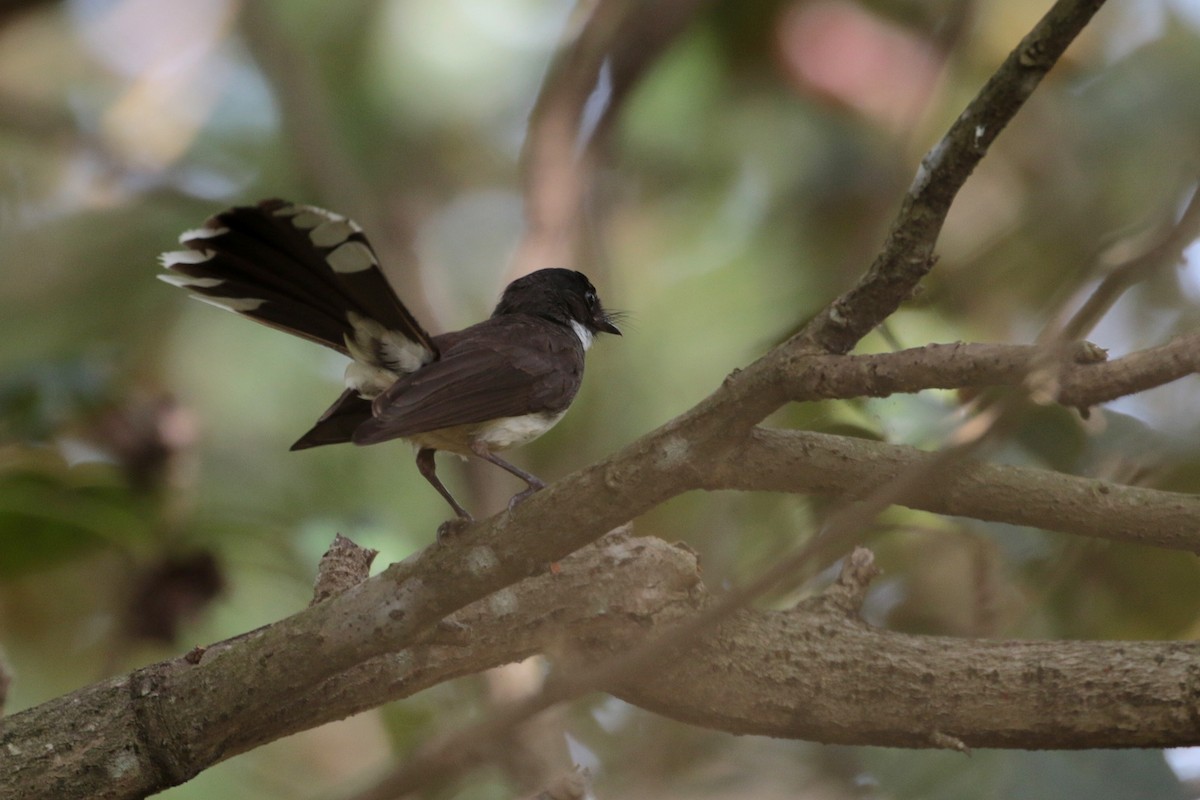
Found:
[570,320,593,351]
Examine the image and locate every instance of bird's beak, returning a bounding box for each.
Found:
[597,316,621,336]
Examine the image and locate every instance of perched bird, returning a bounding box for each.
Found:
[159,199,620,522]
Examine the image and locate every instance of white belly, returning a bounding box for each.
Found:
[476,410,568,449]
[407,410,568,454]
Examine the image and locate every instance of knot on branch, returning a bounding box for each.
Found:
[1071,341,1109,365]
[930,730,971,754]
[1026,340,1108,407]
[311,533,378,605]
[821,547,881,616]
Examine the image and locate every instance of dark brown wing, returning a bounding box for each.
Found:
[351,316,584,445]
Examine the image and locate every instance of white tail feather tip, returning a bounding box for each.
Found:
[274,203,363,233]
[309,219,356,248]
[326,241,377,273]
[189,294,266,313]
[179,226,229,243]
[159,249,215,268]
[157,274,224,289]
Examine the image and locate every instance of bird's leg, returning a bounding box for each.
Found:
[467,440,547,509]
[416,448,474,534]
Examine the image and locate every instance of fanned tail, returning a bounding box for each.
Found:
[158,199,437,379]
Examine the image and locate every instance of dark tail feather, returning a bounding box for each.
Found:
[159,199,437,367]
[290,389,373,450]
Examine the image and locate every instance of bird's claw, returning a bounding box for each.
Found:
[437,516,473,540]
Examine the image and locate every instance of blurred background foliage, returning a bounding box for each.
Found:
[1,0,1200,798]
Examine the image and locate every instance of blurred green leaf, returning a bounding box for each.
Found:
[0,356,114,442]
[0,452,153,578]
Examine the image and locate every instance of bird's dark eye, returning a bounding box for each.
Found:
[584,291,597,309]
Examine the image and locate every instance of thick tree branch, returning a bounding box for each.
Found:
[719,429,1200,552]
[612,547,1200,748]
[0,534,700,799]
[297,330,1200,796]
[354,328,1198,794]
[10,537,1200,800]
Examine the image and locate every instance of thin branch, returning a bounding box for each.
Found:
[1055,179,1200,341]
[775,334,1200,407]
[511,0,631,276]
[512,0,706,276]
[794,0,1110,355]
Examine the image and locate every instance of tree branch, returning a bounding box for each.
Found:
[1055,178,1200,341]
[720,428,1200,553]
[611,547,1200,749]
[11,537,1200,800]
[776,334,1200,408]
[0,534,700,799]
[513,0,707,276]
[795,0,1110,355]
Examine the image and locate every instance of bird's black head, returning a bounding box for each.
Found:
[493,268,621,341]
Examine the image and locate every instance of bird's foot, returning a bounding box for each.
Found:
[507,484,544,511]
[437,516,473,540]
